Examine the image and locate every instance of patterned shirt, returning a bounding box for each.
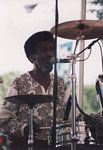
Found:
[0,72,68,140]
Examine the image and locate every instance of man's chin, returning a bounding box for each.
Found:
[41,66,53,73]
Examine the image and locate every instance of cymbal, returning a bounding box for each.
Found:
[51,20,103,40]
[5,95,53,106]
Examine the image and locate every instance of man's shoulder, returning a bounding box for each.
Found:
[10,72,30,86]
[14,72,30,80]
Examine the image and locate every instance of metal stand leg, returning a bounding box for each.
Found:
[28,107,34,150]
[71,55,78,150]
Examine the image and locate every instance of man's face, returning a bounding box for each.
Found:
[32,41,55,73]
[99,75,103,83]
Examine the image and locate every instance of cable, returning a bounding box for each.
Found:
[76,47,92,62]
[77,38,101,57]
[97,41,103,72]
[77,40,103,70]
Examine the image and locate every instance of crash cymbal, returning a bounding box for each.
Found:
[5,95,53,106]
[51,20,103,40]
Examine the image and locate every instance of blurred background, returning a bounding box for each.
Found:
[0,0,103,114]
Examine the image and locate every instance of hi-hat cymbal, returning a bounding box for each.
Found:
[5,95,53,106]
[51,20,103,40]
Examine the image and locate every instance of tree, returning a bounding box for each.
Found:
[0,72,20,106]
[90,0,103,19]
[83,85,100,114]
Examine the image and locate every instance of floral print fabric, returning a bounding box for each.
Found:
[0,72,67,140]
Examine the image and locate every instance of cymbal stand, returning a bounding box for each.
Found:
[70,36,84,150]
[70,54,78,150]
[28,105,34,150]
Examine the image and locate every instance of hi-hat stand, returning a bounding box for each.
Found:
[70,54,78,150]
[28,105,34,150]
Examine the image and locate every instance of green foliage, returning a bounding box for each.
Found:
[90,0,103,19]
[0,72,20,103]
[83,85,100,114]
[90,0,103,5]
[88,0,103,113]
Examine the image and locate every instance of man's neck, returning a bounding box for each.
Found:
[30,69,51,91]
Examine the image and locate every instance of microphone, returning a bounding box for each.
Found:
[50,57,71,64]
[87,37,101,49]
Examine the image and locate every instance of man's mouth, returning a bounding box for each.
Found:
[43,59,51,65]
[41,59,53,71]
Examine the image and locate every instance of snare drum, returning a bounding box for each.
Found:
[48,121,89,147]
[48,123,71,147]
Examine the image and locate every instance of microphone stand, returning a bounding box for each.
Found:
[69,36,84,150]
[28,105,34,150]
[70,54,78,150]
[51,0,58,148]
[69,37,81,150]
[70,37,101,150]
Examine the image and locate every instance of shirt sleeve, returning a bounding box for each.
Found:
[0,78,23,137]
[6,78,19,97]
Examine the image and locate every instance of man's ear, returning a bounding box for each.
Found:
[29,55,38,63]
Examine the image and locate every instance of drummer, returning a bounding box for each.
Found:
[0,31,70,149]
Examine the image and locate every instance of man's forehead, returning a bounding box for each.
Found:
[36,41,54,49]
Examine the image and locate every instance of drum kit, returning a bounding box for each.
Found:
[51,19,103,150]
[1,19,103,150]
